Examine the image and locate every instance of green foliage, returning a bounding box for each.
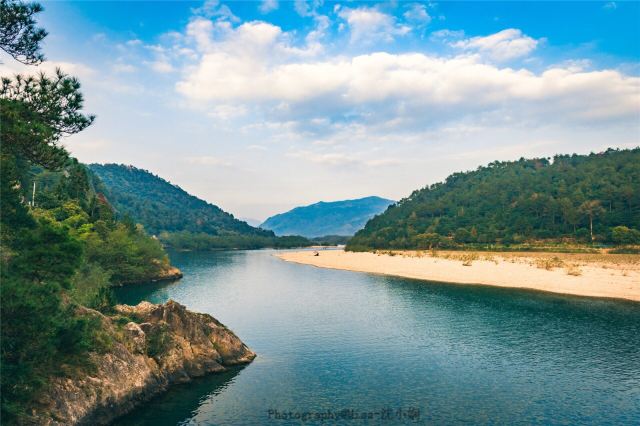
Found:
[90,163,314,250]
[348,149,640,251]
[271,235,313,248]
[83,222,168,284]
[0,0,47,64]
[310,235,352,246]
[611,226,640,245]
[7,218,82,284]
[1,70,94,170]
[68,262,114,310]
[160,231,311,251]
[146,323,172,358]
[0,224,98,423]
[0,155,34,249]
[89,163,272,237]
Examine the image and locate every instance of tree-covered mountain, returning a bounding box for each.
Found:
[89,164,311,250]
[348,149,640,251]
[90,164,270,237]
[261,196,394,238]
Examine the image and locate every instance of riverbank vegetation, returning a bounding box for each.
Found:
[160,231,311,251]
[0,2,176,421]
[348,149,640,252]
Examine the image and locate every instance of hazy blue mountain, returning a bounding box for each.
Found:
[261,196,394,238]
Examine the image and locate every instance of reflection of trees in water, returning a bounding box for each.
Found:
[114,249,244,305]
[113,278,183,306]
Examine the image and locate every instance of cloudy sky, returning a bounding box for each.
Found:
[3,1,639,221]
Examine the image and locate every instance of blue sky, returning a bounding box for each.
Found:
[3,1,638,220]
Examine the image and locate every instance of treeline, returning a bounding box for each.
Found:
[0,2,173,422]
[161,231,312,251]
[348,149,640,251]
[311,235,351,246]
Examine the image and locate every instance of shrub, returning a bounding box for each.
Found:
[611,226,640,245]
[68,262,114,311]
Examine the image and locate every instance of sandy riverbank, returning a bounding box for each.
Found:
[277,249,640,302]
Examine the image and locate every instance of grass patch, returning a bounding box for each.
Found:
[566,265,582,276]
[146,323,173,358]
[461,253,479,266]
[535,256,565,270]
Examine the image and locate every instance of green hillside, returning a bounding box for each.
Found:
[89,164,310,250]
[348,148,640,251]
[89,164,267,236]
[261,196,394,238]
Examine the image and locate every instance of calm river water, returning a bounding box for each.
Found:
[114,249,640,425]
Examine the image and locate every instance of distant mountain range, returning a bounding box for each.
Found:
[260,196,394,238]
[90,163,269,238]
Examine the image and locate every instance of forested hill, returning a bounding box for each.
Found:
[89,164,270,237]
[261,196,394,237]
[348,148,640,251]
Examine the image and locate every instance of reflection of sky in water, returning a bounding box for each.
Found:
[115,250,640,425]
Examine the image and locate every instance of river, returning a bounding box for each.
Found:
[114,249,640,425]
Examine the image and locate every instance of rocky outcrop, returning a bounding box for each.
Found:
[147,265,183,283]
[32,301,255,425]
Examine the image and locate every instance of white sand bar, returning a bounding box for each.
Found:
[277,249,640,302]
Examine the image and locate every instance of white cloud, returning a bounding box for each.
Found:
[111,63,137,73]
[403,3,431,26]
[430,29,464,42]
[208,104,247,119]
[337,6,411,44]
[149,60,174,73]
[184,156,233,166]
[191,0,239,22]
[287,148,403,168]
[63,137,111,161]
[294,0,322,17]
[288,150,356,166]
[305,14,330,52]
[0,59,95,79]
[452,29,539,61]
[603,2,617,10]
[174,22,639,130]
[259,0,279,14]
[364,158,403,167]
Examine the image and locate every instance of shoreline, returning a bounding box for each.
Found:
[277,249,640,302]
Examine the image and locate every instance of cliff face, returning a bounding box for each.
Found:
[32,301,255,425]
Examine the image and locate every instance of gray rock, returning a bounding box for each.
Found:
[32,300,255,425]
